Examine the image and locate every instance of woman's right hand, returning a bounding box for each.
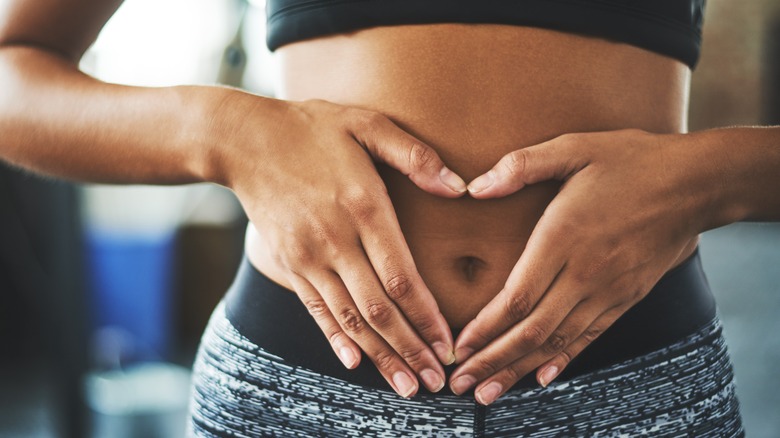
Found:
[213,95,466,397]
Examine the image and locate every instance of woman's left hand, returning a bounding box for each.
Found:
[447,128,713,405]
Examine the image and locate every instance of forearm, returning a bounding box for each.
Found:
[0,45,279,186]
[688,126,780,229]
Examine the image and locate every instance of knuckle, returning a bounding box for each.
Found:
[340,186,380,223]
[398,347,426,367]
[542,331,569,355]
[518,324,547,348]
[285,242,314,266]
[372,349,396,371]
[409,313,436,335]
[474,355,497,376]
[504,293,533,323]
[501,150,525,178]
[588,257,609,277]
[571,271,588,286]
[365,110,387,127]
[582,325,604,344]
[364,298,395,328]
[339,308,366,334]
[270,250,284,265]
[303,297,329,318]
[502,363,524,383]
[572,264,599,285]
[351,108,384,131]
[571,269,597,290]
[407,142,437,171]
[309,219,340,247]
[629,285,648,302]
[575,257,608,284]
[466,314,495,345]
[384,273,415,302]
[352,107,378,127]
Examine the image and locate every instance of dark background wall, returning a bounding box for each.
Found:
[0,163,87,438]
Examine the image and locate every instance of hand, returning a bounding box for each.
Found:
[219,96,466,398]
[448,129,706,404]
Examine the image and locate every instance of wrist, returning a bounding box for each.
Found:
[703,126,780,223]
[167,85,222,184]
[678,129,752,232]
[174,85,290,188]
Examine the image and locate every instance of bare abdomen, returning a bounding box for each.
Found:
[248,23,693,328]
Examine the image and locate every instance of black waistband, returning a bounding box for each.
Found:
[224,249,716,396]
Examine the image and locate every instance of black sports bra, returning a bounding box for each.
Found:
[266,0,706,69]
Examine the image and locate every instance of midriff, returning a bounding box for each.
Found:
[246,23,698,328]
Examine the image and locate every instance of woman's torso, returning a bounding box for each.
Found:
[246,23,699,328]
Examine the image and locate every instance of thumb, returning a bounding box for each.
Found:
[467,134,586,199]
[350,112,467,198]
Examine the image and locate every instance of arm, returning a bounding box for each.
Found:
[444,126,780,404]
[0,0,468,397]
[0,0,216,183]
[689,126,780,223]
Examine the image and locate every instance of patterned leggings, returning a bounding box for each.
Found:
[188,301,744,437]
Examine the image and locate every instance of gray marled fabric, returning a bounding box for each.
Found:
[188,302,743,437]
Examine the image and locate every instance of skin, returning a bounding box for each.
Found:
[2,0,779,405]
[254,23,701,399]
[452,126,780,404]
[0,0,461,397]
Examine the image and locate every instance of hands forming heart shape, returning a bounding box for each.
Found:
[447,129,702,405]
[243,99,707,403]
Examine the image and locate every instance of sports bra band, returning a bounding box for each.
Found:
[265,0,706,69]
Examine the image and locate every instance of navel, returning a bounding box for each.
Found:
[456,255,487,282]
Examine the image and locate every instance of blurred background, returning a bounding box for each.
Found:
[0,0,778,436]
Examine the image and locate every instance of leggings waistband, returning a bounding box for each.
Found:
[223,249,716,396]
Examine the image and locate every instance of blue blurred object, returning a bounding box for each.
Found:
[86,230,177,362]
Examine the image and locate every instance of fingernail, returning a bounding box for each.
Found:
[433,341,456,365]
[476,381,502,405]
[450,375,476,395]
[539,365,559,388]
[454,346,474,363]
[467,172,494,194]
[440,167,467,193]
[338,347,358,369]
[393,371,417,398]
[420,368,445,392]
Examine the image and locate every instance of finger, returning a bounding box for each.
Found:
[287,273,362,369]
[470,300,608,405]
[453,224,565,363]
[449,282,579,396]
[348,111,467,197]
[536,305,627,388]
[355,193,456,366]
[299,270,421,398]
[467,133,587,199]
[336,252,447,393]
